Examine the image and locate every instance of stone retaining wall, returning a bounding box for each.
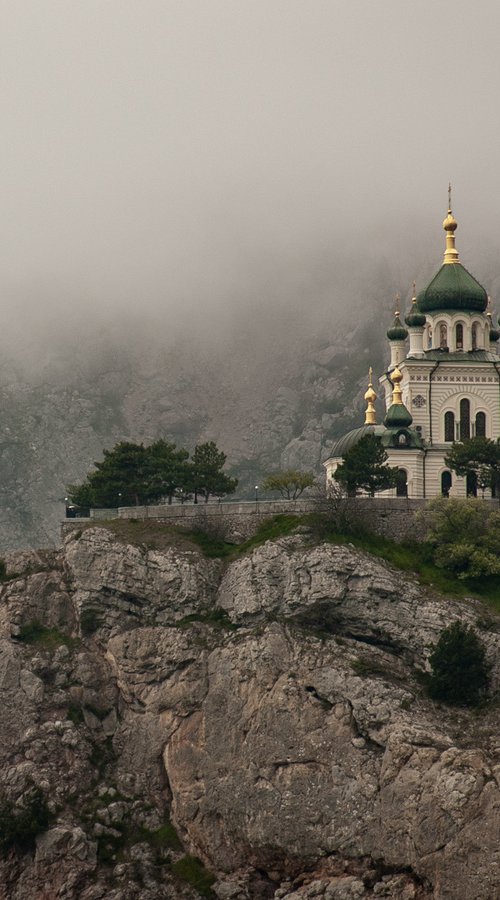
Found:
[60,497,436,544]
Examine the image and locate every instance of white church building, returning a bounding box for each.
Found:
[324,195,500,499]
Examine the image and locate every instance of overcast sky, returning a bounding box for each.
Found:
[2,1,500,343]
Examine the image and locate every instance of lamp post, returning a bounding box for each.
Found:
[64,497,69,518]
[255,485,259,505]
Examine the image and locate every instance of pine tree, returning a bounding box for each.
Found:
[334,435,398,497]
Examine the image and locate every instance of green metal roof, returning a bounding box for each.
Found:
[417,263,487,313]
[384,402,413,428]
[387,313,408,341]
[327,422,423,459]
[419,349,499,362]
[405,307,426,327]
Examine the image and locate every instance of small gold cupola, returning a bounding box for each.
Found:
[364,367,377,425]
[390,365,404,405]
[443,183,460,265]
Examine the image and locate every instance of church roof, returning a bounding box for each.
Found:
[327,422,423,460]
[405,285,426,327]
[417,349,498,362]
[417,263,487,314]
[387,313,408,341]
[417,196,487,314]
[384,402,413,428]
[327,425,385,459]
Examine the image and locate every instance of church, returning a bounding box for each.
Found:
[324,193,500,498]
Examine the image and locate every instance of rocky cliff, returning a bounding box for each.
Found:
[0,277,389,551]
[1,523,499,899]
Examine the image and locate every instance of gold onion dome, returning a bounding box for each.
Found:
[384,366,413,428]
[417,187,487,314]
[364,368,377,425]
[405,283,426,327]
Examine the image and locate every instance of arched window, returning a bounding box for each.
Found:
[444,411,455,442]
[427,325,432,348]
[441,471,452,497]
[398,432,407,445]
[459,398,470,440]
[396,468,408,497]
[439,322,448,349]
[455,323,464,350]
[476,412,486,438]
[471,323,478,350]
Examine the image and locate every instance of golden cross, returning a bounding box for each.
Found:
[448,182,452,212]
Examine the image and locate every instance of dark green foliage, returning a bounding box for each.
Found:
[0,559,6,581]
[445,437,500,495]
[145,439,190,504]
[179,528,234,558]
[80,608,102,636]
[0,785,51,853]
[67,704,85,725]
[139,819,182,851]
[334,435,398,497]
[69,441,150,507]
[238,514,302,552]
[428,622,490,707]
[419,497,500,579]
[191,441,238,504]
[171,855,216,898]
[16,621,76,651]
[68,438,237,508]
[178,608,237,630]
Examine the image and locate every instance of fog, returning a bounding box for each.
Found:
[2,1,500,364]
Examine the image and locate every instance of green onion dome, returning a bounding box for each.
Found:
[387,313,408,341]
[417,263,487,314]
[405,297,426,327]
[384,402,413,428]
[328,425,386,459]
[417,202,487,313]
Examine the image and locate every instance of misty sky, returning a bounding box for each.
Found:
[2,1,500,341]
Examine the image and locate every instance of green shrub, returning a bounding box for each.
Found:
[419,498,500,579]
[17,621,77,651]
[0,785,51,852]
[428,621,490,707]
[171,855,215,898]
[80,608,102,636]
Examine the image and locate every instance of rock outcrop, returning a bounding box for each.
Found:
[0,524,499,898]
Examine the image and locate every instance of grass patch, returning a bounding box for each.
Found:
[318,526,500,607]
[16,621,78,652]
[95,817,182,867]
[237,514,303,553]
[139,819,182,851]
[177,608,237,631]
[79,513,306,561]
[177,529,234,558]
[171,855,215,898]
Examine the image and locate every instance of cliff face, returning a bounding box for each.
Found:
[0,289,387,551]
[1,526,499,899]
